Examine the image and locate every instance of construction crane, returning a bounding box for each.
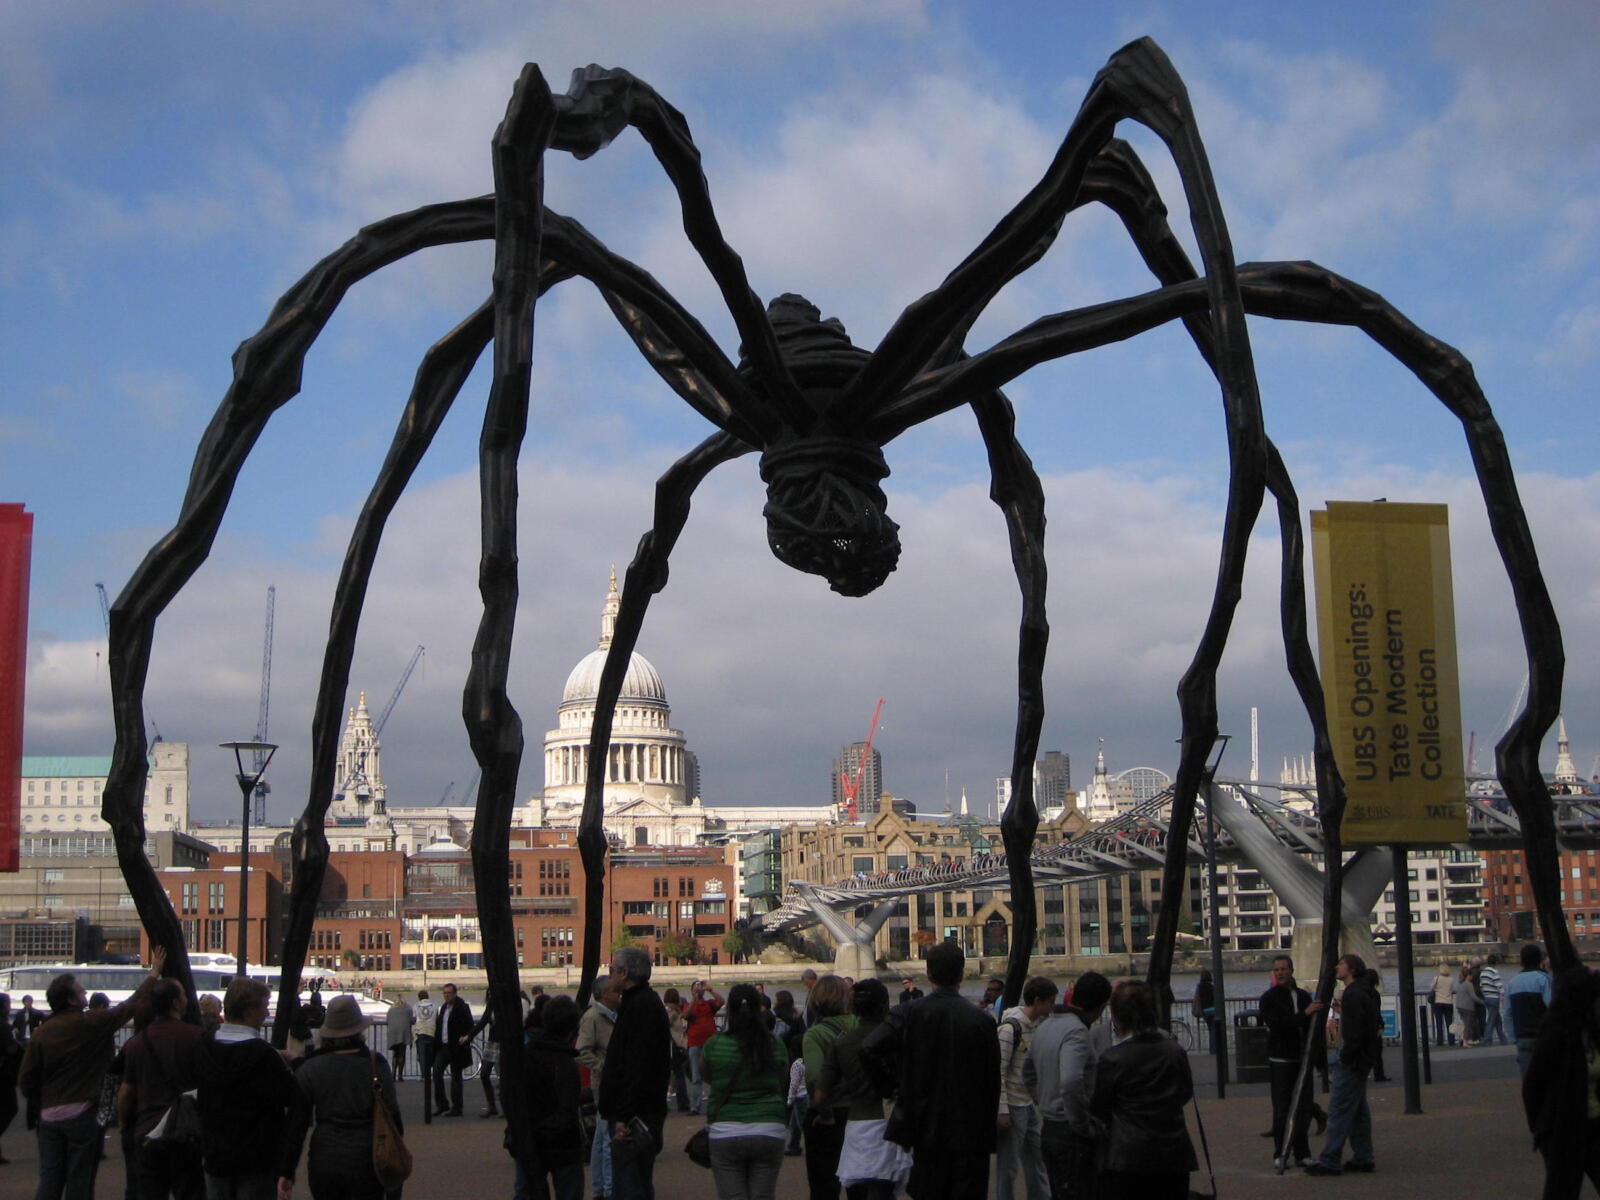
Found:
[374,644,425,738]
[838,697,886,822]
[252,586,275,824]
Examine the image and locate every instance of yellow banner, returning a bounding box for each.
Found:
[1311,502,1466,844]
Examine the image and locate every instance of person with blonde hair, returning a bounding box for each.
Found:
[1430,963,1456,1046]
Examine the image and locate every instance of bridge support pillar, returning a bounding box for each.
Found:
[1206,785,1391,989]
[792,887,899,976]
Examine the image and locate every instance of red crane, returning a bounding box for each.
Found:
[838,697,886,821]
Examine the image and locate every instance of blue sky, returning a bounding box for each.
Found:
[4,1,1596,823]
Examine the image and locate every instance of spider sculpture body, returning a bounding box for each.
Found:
[101,38,1568,1168]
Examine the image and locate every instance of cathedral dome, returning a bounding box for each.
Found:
[562,647,667,706]
[559,568,668,707]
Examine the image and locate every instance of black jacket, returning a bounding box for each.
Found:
[195,1029,298,1176]
[597,981,670,1124]
[1090,1031,1198,1174]
[873,985,1000,1155]
[1259,983,1314,1061]
[434,996,474,1069]
[523,1031,585,1167]
[1336,979,1382,1073]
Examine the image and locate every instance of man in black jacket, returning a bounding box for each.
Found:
[195,977,297,1199]
[869,940,1000,1200]
[432,981,474,1116]
[1307,954,1381,1176]
[598,946,670,1200]
[516,994,586,1200]
[1260,954,1325,1169]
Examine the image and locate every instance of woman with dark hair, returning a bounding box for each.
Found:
[514,994,585,1200]
[801,975,856,1200]
[1523,967,1600,1199]
[700,983,789,1200]
[817,978,910,1199]
[1090,980,1198,1200]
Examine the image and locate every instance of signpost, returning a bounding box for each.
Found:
[1312,501,1466,1117]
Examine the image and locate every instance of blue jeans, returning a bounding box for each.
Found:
[995,1103,1049,1200]
[686,1046,705,1113]
[1482,999,1506,1045]
[1317,1061,1373,1170]
[35,1107,102,1200]
[1517,1036,1537,1078]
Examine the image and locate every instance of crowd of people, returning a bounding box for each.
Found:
[0,938,1580,1200]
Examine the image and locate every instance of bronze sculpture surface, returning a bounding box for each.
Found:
[99,38,1567,1167]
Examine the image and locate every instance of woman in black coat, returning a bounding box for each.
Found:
[1523,967,1600,1200]
[1090,980,1199,1200]
[513,995,586,1200]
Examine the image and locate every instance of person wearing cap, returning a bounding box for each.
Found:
[279,994,401,1200]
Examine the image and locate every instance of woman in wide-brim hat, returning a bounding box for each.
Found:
[281,995,402,1199]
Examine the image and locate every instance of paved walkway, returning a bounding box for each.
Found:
[0,1046,1539,1198]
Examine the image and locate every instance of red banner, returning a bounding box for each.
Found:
[0,505,32,873]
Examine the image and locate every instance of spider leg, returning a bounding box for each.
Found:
[576,431,753,1003]
[462,63,555,1166]
[274,298,496,1039]
[893,261,1569,967]
[854,42,1268,1024]
[103,194,507,997]
[967,388,1048,1008]
[551,67,806,438]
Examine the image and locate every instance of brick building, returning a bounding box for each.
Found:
[1483,843,1600,944]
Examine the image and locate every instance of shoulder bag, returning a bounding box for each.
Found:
[370,1051,414,1190]
[685,1042,746,1169]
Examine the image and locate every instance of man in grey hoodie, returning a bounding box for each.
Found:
[1025,972,1111,1200]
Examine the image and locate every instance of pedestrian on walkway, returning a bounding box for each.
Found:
[1027,971,1109,1200]
[995,977,1055,1200]
[1430,964,1456,1046]
[119,976,204,1200]
[686,981,724,1116]
[1363,969,1390,1082]
[702,984,789,1200]
[1260,954,1324,1169]
[279,995,402,1200]
[194,976,297,1200]
[1453,963,1482,1047]
[513,994,585,1200]
[385,997,414,1082]
[577,977,620,1200]
[1088,980,1197,1200]
[411,990,437,1086]
[1508,944,1553,1078]
[0,994,20,1166]
[1306,954,1381,1177]
[21,947,167,1200]
[598,948,670,1200]
[431,982,473,1117]
[662,989,691,1115]
[1522,966,1600,1199]
[1191,970,1216,1054]
[817,979,909,1200]
[801,975,855,1200]
[868,942,1000,1200]
[1479,953,1507,1045]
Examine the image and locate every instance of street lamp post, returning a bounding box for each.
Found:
[221,739,277,974]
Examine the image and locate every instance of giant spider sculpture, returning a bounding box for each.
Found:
[103,39,1568,1165]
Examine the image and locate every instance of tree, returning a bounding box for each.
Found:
[721,930,746,963]
[609,926,637,954]
[341,948,364,971]
[658,931,698,965]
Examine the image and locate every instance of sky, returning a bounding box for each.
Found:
[4,0,1597,828]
